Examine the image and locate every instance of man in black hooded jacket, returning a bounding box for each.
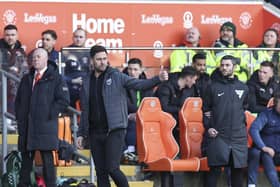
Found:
[203,55,249,187]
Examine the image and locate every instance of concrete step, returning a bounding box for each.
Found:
[1,134,153,187]
[111,181,153,187]
[0,134,18,144]
[56,165,136,177]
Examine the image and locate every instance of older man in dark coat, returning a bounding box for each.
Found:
[15,48,69,187]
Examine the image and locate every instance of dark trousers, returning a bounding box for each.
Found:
[18,150,56,187]
[204,166,244,187]
[125,119,136,147]
[90,128,129,187]
[204,152,244,187]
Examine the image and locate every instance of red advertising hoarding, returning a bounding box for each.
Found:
[0,1,276,68]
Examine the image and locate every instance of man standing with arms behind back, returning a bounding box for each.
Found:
[76,45,168,187]
[15,48,70,187]
[203,55,249,187]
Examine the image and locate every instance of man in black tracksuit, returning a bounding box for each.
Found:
[122,58,153,160]
[155,66,199,124]
[15,48,70,187]
[247,61,280,113]
[203,55,249,187]
[76,45,168,187]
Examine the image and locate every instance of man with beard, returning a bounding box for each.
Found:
[212,22,250,82]
[192,52,211,99]
[76,45,168,187]
[203,55,249,187]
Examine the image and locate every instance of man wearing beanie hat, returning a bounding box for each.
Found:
[220,21,237,38]
[212,21,251,82]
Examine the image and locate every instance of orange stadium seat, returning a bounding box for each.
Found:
[246,97,274,148]
[246,97,273,148]
[136,97,200,172]
[35,116,72,166]
[245,110,256,148]
[179,97,209,171]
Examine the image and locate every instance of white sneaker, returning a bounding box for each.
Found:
[6,119,17,132]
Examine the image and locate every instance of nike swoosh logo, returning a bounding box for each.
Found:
[217,92,224,97]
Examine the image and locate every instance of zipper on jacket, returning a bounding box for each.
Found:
[95,78,100,123]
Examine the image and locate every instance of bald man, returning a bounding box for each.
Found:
[170,27,216,73]
[184,27,201,47]
[15,48,70,187]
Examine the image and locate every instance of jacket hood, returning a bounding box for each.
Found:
[199,72,210,80]
[104,66,118,75]
[247,70,276,87]
[210,68,222,81]
[0,38,22,49]
[210,67,238,83]
[216,37,245,47]
[168,72,181,89]
[247,70,260,86]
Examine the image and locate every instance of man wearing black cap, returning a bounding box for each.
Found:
[203,55,249,187]
[212,21,250,82]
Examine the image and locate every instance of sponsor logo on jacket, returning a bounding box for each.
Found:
[106,78,112,86]
[235,89,244,99]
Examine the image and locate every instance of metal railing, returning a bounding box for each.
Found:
[1,46,280,181]
[1,69,20,173]
[61,47,280,72]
